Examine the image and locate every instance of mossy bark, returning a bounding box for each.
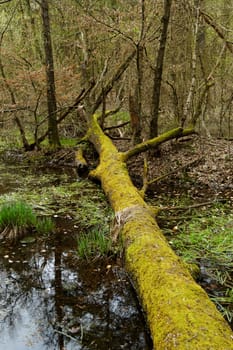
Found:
[88,115,233,349]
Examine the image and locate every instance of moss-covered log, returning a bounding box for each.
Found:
[88,115,233,349]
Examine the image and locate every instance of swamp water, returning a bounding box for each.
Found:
[0,164,152,350]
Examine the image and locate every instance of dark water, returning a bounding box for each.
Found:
[0,233,152,350]
[0,164,152,350]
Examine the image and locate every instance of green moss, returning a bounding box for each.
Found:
[122,127,183,161]
[87,113,233,349]
[182,261,200,280]
[60,138,77,147]
[122,215,233,349]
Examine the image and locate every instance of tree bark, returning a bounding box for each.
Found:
[41,0,60,148]
[181,0,200,127]
[87,114,233,350]
[0,4,31,150]
[150,0,172,139]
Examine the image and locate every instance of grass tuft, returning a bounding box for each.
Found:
[0,201,54,242]
[77,227,112,260]
[35,216,55,235]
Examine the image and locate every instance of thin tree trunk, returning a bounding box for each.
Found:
[41,0,60,148]
[133,44,143,144]
[25,0,43,60]
[181,0,200,127]
[131,0,146,144]
[92,49,136,114]
[150,0,172,138]
[0,1,30,150]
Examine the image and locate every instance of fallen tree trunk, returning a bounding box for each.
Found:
[86,114,233,349]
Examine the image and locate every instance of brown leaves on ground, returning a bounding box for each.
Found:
[124,136,233,203]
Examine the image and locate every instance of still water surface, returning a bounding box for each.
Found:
[0,165,152,349]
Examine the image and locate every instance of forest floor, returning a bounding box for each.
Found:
[5,133,233,202]
[123,135,233,203]
[1,134,233,324]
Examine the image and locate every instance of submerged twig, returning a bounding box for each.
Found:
[54,329,78,342]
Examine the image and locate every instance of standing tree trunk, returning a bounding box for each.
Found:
[133,43,143,144]
[150,0,173,139]
[0,2,30,150]
[181,0,200,127]
[85,114,233,349]
[25,0,43,60]
[129,90,141,145]
[131,0,146,145]
[41,0,60,148]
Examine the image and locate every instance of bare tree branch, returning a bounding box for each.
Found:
[0,0,13,4]
[200,10,233,55]
[92,49,136,114]
[27,84,95,150]
[75,0,137,46]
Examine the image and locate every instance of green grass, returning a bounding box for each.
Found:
[169,212,233,265]
[0,201,36,229]
[168,203,233,322]
[77,228,112,260]
[0,201,54,242]
[35,216,55,235]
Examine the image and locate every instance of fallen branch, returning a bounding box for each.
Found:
[148,157,203,186]
[122,127,195,161]
[159,199,228,213]
[103,121,130,131]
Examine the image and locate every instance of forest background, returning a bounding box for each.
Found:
[1,1,233,348]
[0,0,232,148]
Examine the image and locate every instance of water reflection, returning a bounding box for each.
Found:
[0,232,152,350]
